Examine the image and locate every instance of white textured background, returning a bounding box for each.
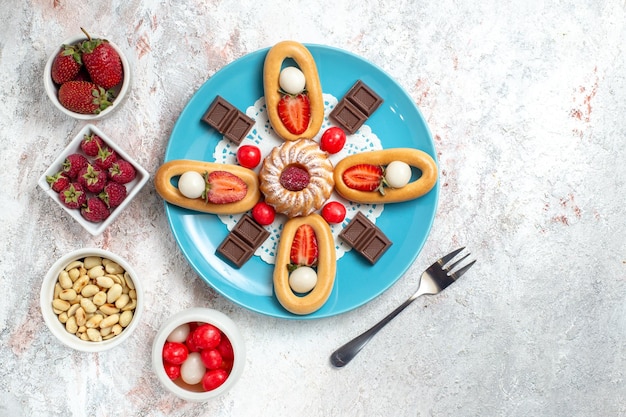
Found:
[1,1,625,416]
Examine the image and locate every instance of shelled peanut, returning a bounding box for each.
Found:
[52,256,137,342]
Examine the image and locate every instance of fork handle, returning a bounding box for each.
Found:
[330,294,418,367]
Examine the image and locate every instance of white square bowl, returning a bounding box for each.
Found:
[38,124,149,236]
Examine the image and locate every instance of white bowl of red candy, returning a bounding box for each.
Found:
[151,308,246,401]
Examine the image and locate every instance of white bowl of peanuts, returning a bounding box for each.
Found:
[40,248,143,352]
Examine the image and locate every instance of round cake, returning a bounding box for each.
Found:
[259,139,334,218]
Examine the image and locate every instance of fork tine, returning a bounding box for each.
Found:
[438,247,465,265]
[444,253,470,271]
[449,259,476,280]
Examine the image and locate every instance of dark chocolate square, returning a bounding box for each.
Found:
[359,229,392,264]
[216,233,255,268]
[202,96,236,131]
[232,214,270,248]
[338,211,371,247]
[339,212,392,264]
[329,98,367,135]
[202,96,255,144]
[330,80,383,134]
[216,215,269,268]
[345,80,383,116]
[224,113,255,145]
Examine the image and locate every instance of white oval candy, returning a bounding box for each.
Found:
[180,352,205,385]
[178,171,205,199]
[289,266,317,293]
[385,161,412,188]
[166,323,190,343]
[279,67,306,95]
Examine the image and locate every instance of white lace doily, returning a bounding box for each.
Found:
[214,93,384,265]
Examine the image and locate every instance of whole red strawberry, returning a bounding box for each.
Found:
[80,133,104,157]
[51,44,82,84]
[78,164,107,193]
[80,28,123,90]
[46,171,71,193]
[93,145,117,169]
[99,182,127,208]
[59,182,87,209]
[62,153,89,178]
[58,81,112,114]
[81,197,110,223]
[108,160,136,184]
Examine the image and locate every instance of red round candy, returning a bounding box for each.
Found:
[237,145,261,169]
[163,363,181,380]
[185,331,201,353]
[202,369,229,391]
[221,359,233,372]
[251,201,276,226]
[200,348,223,370]
[321,201,347,224]
[162,341,188,365]
[320,127,346,154]
[192,324,221,350]
[216,334,234,361]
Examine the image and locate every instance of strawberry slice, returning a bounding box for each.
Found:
[277,93,311,135]
[204,171,248,204]
[290,224,318,267]
[342,164,384,192]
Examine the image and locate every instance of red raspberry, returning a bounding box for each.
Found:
[99,182,127,208]
[62,153,89,179]
[108,160,136,184]
[80,197,110,223]
[77,164,107,193]
[59,183,87,209]
[80,133,105,157]
[93,145,117,170]
[46,172,71,193]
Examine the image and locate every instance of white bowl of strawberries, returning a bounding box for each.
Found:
[44,28,130,120]
[38,124,149,236]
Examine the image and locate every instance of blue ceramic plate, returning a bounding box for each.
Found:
[164,44,439,319]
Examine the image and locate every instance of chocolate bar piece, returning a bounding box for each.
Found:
[201,96,255,145]
[216,214,269,268]
[202,96,236,131]
[216,234,254,268]
[231,215,269,249]
[346,80,383,116]
[329,99,366,135]
[339,212,392,264]
[224,113,255,144]
[330,80,383,134]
